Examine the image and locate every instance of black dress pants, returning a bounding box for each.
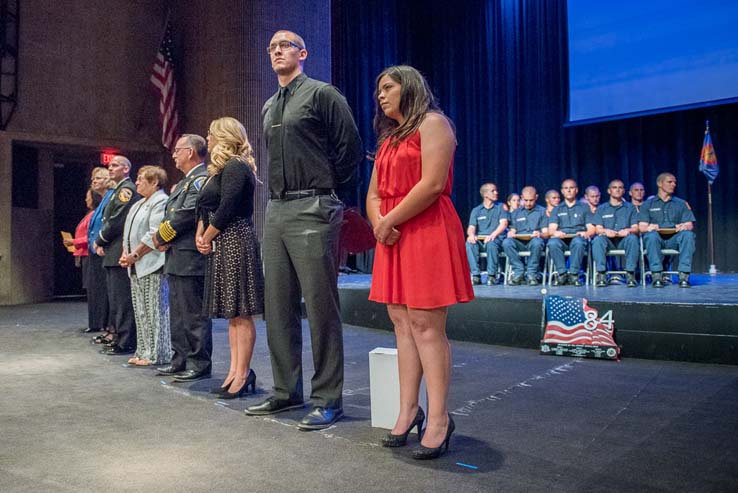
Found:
[263,195,345,409]
[168,274,212,372]
[105,266,136,350]
[86,253,109,330]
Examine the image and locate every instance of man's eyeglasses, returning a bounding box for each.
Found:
[173,147,192,154]
[267,40,304,55]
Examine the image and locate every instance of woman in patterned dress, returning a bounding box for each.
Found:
[119,166,171,366]
[196,117,265,399]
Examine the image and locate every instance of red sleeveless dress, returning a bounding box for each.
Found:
[369,130,474,309]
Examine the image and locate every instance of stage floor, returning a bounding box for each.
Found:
[1,302,737,491]
[337,273,738,305]
[338,273,738,365]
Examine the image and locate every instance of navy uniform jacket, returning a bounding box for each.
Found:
[509,205,547,234]
[592,201,637,230]
[548,201,595,234]
[95,178,140,268]
[638,195,696,227]
[468,202,509,235]
[156,163,208,277]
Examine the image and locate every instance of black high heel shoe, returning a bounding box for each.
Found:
[381,407,425,447]
[209,377,235,394]
[219,369,256,399]
[412,414,455,460]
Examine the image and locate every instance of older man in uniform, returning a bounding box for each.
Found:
[547,179,596,286]
[153,134,212,381]
[466,182,509,285]
[639,172,696,288]
[591,179,639,287]
[502,186,547,285]
[93,155,140,355]
[245,30,363,430]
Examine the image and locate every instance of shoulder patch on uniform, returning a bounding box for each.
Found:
[118,188,133,203]
[192,176,206,191]
[685,202,692,210]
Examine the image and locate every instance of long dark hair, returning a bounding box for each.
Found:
[373,65,446,147]
[90,189,103,209]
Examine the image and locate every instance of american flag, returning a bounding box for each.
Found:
[543,295,616,346]
[150,19,179,151]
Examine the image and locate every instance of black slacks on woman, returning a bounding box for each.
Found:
[85,253,109,330]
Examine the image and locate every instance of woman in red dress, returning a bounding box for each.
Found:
[367,65,474,459]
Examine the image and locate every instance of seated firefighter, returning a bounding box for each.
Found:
[591,179,640,288]
[466,182,509,285]
[502,186,547,286]
[639,172,696,288]
[547,178,596,286]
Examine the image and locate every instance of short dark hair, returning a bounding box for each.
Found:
[180,134,208,159]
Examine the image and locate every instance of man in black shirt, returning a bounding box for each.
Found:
[245,30,363,430]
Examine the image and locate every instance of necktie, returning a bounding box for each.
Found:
[269,86,288,197]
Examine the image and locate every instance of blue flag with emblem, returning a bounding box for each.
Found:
[698,122,719,184]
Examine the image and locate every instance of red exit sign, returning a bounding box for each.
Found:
[100,151,119,165]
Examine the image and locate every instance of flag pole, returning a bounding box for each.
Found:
[704,120,717,275]
[707,180,716,275]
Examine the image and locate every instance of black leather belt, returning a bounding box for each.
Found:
[270,188,334,201]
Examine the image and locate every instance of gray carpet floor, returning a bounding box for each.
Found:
[1,301,737,492]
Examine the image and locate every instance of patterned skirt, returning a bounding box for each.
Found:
[203,216,265,319]
[130,271,172,364]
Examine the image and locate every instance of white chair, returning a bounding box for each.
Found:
[640,236,680,285]
[544,244,591,286]
[592,245,645,287]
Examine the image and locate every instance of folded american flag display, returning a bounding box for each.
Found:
[540,295,620,360]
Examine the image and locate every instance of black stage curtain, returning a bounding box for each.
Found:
[332,0,738,273]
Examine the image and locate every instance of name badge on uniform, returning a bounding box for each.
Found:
[651,208,661,212]
[603,214,614,219]
[478,216,487,220]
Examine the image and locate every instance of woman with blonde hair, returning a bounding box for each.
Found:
[196,116,264,398]
[87,166,114,340]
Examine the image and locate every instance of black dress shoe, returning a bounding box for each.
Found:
[552,273,568,286]
[626,272,637,287]
[527,275,541,286]
[652,273,664,288]
[678,272,691,288]
[508,274,524,286]
[245,397,305,416]
[595,272,607,287]
[173,369,211,382]
[471,275,481,285]
[100,346,135,355]
[297,406,344,431]
[156,365,186,376]
[571,274,584,287]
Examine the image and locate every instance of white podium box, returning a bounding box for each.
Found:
[368,347,427,430]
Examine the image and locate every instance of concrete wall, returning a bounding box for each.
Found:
[173,0,332,237]
[0,0,332,305]
[0,0,168,305]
